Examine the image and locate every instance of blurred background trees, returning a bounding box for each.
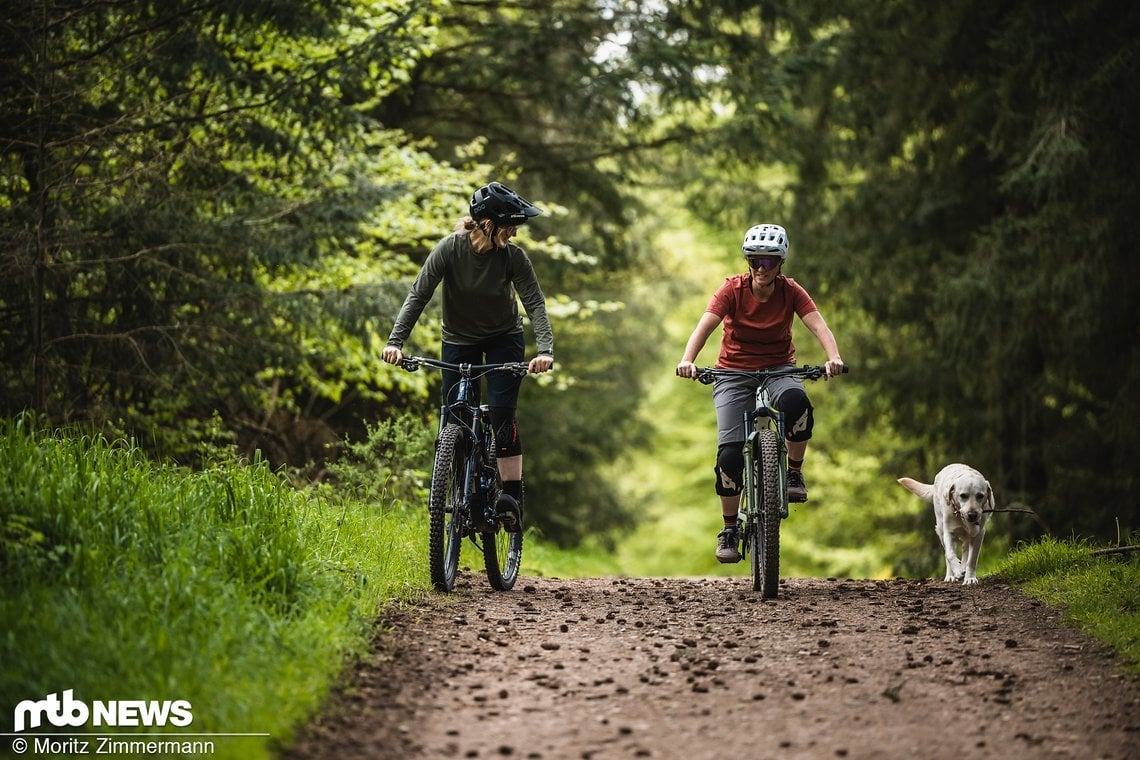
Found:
[2,0,1136,563]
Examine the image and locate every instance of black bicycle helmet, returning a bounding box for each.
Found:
[469,181,543,225]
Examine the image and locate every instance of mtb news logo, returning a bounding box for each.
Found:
[13,690,193,732]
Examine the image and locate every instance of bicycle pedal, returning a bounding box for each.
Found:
[494,494,522,533]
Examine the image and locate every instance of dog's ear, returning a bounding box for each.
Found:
[946,484,957,511]
[985,482,995,512]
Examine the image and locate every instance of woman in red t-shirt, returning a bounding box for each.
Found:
[676,224,845,564]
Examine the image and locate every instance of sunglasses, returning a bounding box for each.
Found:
[746,255,783,271]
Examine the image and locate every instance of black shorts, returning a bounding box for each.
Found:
[440,332,526,409]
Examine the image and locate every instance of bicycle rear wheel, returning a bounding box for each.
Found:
[754,429,782,598]
[480,445,522,591]
[483,526,523,591]
[428,424,466,592]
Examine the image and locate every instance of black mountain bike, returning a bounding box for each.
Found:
[695,364,847,598]
[401,356,530,592]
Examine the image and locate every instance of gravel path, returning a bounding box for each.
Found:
[284,573,1139,760]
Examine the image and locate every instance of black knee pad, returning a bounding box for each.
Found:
[779,388,814,442]
[489,406,522,457]
[714,443,744,496]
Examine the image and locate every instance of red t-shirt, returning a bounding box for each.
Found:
[706,274,818,369]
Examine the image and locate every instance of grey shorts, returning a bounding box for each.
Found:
[711,367,808,446]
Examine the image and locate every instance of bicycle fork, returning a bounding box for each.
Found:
[740,425,756,554]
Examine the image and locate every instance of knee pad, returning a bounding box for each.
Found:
[779,387,814,442]
[714,443,744,496]
[489,406,522,457]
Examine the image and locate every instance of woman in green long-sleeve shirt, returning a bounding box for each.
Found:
[383,181,554,530]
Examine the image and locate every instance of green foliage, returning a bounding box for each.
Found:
[321,411,435,508]
[995,536,1140,671]
[371,1,690,544]
[0,416,426,753]
[810,0,1140,542]
[374,0,661,266]
[1,0,663,547]
[0,0,476,457]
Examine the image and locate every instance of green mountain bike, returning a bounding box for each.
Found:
[696,364,847,597]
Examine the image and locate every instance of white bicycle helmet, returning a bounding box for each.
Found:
[741,224,789,258]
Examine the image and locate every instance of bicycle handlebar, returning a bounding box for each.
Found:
[400,356,531,378]
[695,364,849,385]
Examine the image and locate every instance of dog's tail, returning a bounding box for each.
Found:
[897,477,934,502]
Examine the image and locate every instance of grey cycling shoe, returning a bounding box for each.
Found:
[715,525,741,563]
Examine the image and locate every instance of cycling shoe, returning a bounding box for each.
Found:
[495,493,523,533]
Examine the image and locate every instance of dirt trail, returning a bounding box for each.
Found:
[284,573,1139,760]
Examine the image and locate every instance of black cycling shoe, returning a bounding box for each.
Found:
[787,470,808,502]
[495,493,522,533]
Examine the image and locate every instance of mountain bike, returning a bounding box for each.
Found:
[695,364,847,598]
[400,356,530,592]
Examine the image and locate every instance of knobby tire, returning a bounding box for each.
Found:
[481,444,523,591]
[755,429,782,598]
[483,524,523,591]
[429,424,465,592]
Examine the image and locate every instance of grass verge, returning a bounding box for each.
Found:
[995,536,1140,673]
[0,417,426,758]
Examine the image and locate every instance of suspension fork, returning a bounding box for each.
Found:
[741,413,758,522]
[752,384,790,516]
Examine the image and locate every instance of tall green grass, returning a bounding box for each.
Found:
[0,416,426,758]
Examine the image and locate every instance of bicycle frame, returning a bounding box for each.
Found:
[440,369,501,532]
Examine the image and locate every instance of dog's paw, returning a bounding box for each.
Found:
[962,576,980,586]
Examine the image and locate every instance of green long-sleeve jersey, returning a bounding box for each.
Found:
[386,231,554,355]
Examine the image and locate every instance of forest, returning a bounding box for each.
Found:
[2,0,1137,564]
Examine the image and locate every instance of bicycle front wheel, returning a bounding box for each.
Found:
[428,424,466,592]
[754,429,782,598]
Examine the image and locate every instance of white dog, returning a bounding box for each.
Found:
[898,464,994,585]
